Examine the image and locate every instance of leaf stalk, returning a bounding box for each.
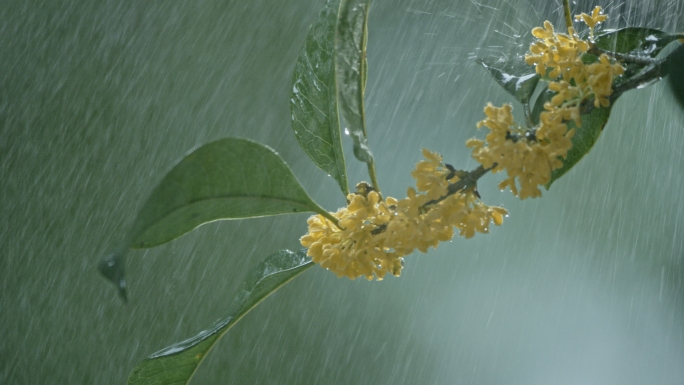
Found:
[563,0,573,32]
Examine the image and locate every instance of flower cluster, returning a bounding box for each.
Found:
[466,104,574,199]
[300,149,507,280]
[525,20,590,82]
[575,6,608,39]
[302,6,626,278]
[525,6,624,111]
[468,6,623,199]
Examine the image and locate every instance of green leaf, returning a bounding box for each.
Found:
[589,28,684,82]
[533,31,684,188]
[531,86,553,126]
[128,138,327,248]
[594,28,682,57]
[546,105,612,188]
[127,249,314,385]
[335,0,373,164]
[530,86,612,188]
[291,0,349,196]
[97,249,127,301]
[476,57,540,106]
[667,43,684,109]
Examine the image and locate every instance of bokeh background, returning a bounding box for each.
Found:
[2,0,684,383]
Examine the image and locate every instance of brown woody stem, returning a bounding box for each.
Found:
[423,164,495,208]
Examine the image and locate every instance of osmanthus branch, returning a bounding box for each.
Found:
[368,164,495,236]
[327,160,488,234]
[588,45,657,66]
[587,33,684,67]
[423,164,495,208]
[580,43,684,115]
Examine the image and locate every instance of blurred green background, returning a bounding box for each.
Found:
[2,0,683,383]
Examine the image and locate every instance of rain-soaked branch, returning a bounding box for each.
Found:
[423,164,495,208]
[580,43,684,115]
[588,45,656,66]
[369,164,495,236]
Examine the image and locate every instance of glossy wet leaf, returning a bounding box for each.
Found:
[531,86,553,126]
[335,0,374,164]
[587,28,684,82]
[535,38,683,187]
[546,105,612,188]
[529,86,613,188]
[291,0,349,196]
[594,28,682,57]
[127,249,314,385]
[97,249,127,300]
[128,138,326,248]
[667,43,684,109]
[476,57,540,105]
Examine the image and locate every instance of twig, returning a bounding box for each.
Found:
[580,43,684,115]
[368,164,495,236]
[423,164,495,208]
[588,46,657,66]
[562,0,573,32]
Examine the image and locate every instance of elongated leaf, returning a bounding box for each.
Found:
[531,86,553,126]
[547,105,612,187]
[476,57,540,106]
[594,28,682,57]
[335,0,374,164]
[529,86,612,188]
[98,249,127,300]
[667,43,684,109]
[127,249,314,385]
[128,138,327,248]
[588,28,684,85]
[291,0,349,196]
[529,31,684,188]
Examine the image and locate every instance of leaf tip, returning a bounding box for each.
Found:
[98,250,128,302]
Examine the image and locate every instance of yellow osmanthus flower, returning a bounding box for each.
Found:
[303,6,625,279]
[300,190,400,280]
[527,7,624,110]
[525,21,589,81]
[466,104,575,199]
[585,54,626,107]
[301,150,507,280]
[468,6,623,200]
[411,148,451,199]
[575,6,607,39]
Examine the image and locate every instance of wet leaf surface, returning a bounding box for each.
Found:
[335,0,374,165]
[594,28,681,57]
[668,43,684,109]
[291,0,349,196]
[531,85,612,188]
[128,138,326,248]
[547,105,612,187]
[477,57,540,106]
[127,249,313,385]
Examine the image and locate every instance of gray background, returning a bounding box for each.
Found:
[2,0,683,383]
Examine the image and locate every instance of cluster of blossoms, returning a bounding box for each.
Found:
[302,6,625,278]
[526,6,625,110]
[467,6,624,199]
[300,149,507,280]
[466,103,574,199]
